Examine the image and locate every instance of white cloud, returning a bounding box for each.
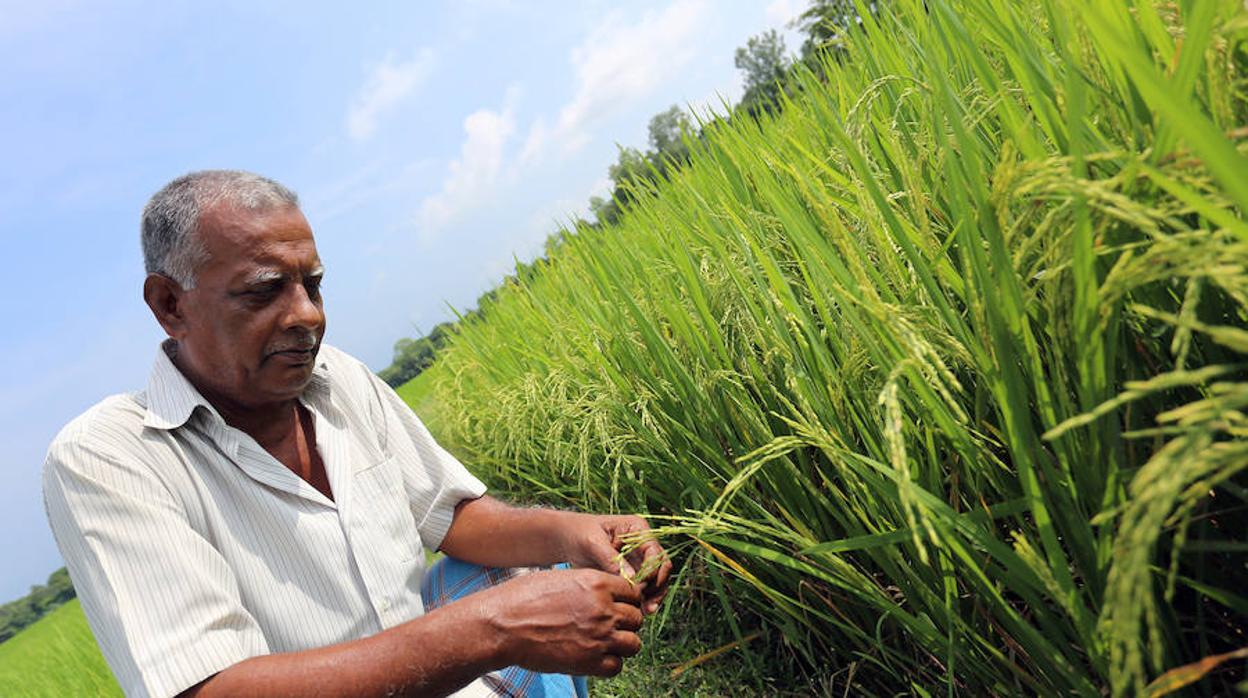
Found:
[418,91,519,234]
[522,0,709,163]
[766,0,805,28]
[518,117,549,166]
[346,48,435,141]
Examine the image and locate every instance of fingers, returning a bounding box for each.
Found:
[603,572,644,604]
[648,542,672,587]
[623,539,672,614]
[644,551,674,614]
[581,632,641,677]
[590,654,624,678]
[643,585,670,615]
[613,602,643,631]
[607,629,642,658]
[588,538,637,578]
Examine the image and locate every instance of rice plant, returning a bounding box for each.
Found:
[416,0,1248,693]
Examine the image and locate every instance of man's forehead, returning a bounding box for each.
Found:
[196,203,321,279]
[199,201,313,245]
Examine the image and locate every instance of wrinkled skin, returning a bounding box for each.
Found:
[148,200,674,695]
[481,568,646,677]
[560,513,674,615]
[144,202,326,415]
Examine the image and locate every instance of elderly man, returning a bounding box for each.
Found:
[43,170,671,698]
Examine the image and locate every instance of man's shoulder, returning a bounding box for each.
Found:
[317,342,366,374]
[317,343,384,395]
[45,393,149,471]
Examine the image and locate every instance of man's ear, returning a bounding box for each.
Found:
[143,273,189,338]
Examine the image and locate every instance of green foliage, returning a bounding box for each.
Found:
[591,106,697,227]
[797,0,883,61]
[589,560,826,697]
[397,369,443,438]
[382,2,830,373]
[734,29,793,117]
[0,600,120,697]
[379,249,551,387]
[0,568,76,644]
[416,0,1248,694]
[378,323,454,387]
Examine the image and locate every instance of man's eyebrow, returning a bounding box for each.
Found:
[243,268,286,286]
[307,265,325,280]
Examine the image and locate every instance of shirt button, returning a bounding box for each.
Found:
[379,597,391,611]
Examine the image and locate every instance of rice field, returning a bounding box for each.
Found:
[0,600,121,697]
[414,0,1248,694]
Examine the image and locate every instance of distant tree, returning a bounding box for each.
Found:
[378,337,433,387]
[378,322,461,388]
[544,229,572,258]
[734,29,791,117]
[0,567,77,644]
[591,105,696,226]
[45,568,74,605]
[646,105,693,176]
[797,1,883,65]
[592,145,648,226]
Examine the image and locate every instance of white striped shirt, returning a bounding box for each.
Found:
[43,342,490,698]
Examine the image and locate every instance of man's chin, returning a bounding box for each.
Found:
[259,361,317,397]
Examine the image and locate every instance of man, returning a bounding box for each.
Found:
[43,170,671,697]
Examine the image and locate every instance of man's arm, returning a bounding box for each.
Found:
[183,566,644,697]
[440,495,674,615]
[45,421,644,698]
[357,358,674,615]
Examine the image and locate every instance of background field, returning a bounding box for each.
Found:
[0,600,121,697]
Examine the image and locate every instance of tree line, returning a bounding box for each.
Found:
[380,1,883,387]
[0,567,75,643]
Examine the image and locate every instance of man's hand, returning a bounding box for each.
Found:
[480,568,645,677]
[441,496,673,615]
[559,513,673,616]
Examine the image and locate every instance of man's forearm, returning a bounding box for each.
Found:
[439,495,579,568]
[181,598,503,698]
[438,495,673,616]
[185,563,648,697]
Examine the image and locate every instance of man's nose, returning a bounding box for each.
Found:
[282,284,324,331]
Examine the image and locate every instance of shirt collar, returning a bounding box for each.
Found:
[142,340,334,431]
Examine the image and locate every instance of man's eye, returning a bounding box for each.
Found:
[245,286,280,300]
[305,279,323,298]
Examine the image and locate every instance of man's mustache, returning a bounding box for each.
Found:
[266,333,319,355]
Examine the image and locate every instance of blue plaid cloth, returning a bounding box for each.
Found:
[421,557,591,698]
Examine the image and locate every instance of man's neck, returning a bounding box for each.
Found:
[167,341,299,446]
[213,397,301,449]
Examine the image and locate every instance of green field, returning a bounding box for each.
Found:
[397,369,441,436]
[0,600,121,697]
[413,1,1248,695]
[9,1,1247,695]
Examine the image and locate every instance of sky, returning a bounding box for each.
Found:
[0,1,807,602]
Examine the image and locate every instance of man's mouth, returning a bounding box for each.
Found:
[266,346,317,365]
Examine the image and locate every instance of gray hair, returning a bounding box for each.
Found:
[141,170,300,289]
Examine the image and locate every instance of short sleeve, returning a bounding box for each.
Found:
[366,374,487,551]
[43,435,269,698]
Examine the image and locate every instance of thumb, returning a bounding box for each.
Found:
[586,538,636,579]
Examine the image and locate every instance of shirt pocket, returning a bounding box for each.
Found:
[352,457,421,562]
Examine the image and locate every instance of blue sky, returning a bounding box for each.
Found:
[0,1,805,601]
